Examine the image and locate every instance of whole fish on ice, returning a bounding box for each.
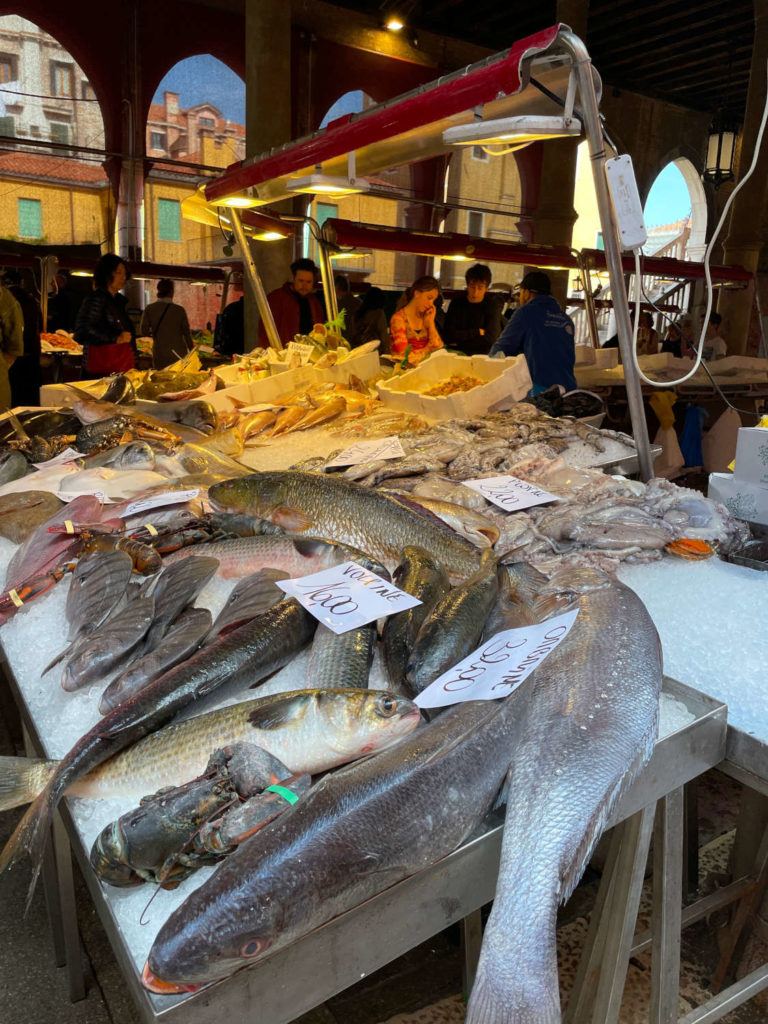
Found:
[465,564,662,1023]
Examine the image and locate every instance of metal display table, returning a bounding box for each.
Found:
[2,651,726,1024]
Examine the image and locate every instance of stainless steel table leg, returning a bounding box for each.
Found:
[650,788,684,1023]
[53,811,86,1001]
[462,908,483,997]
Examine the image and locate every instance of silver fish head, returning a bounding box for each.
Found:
[314,689,421,759]
[208,472,282,519]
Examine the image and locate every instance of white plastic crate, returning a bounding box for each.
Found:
[376,351,532,419]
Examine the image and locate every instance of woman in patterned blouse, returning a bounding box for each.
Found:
[389,275,444,364]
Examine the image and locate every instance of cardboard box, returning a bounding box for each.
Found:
[708,472,768,526]
[376,351,532,419]
[734,426,768,485]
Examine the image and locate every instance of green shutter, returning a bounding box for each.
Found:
[157,198,181,242]
[0,115,15,137]
[18,198,42,239]
[315,202,338,229]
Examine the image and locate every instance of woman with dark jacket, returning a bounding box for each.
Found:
[74,254,136,376]
[348,287,390,352]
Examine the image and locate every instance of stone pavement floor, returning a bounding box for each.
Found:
[0,669,765,1024]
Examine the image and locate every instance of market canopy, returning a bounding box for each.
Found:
[205,24,590,208]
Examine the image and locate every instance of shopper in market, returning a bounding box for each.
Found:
[2,268,42,406]
[661,320,683,357]
[490,270,577,393]
[0,279,23,410]
[442,263,503,355]
[140,278,194,369]
[636,311,661,356]
[74,253,136,375]
[348,287,389,350]
[702,311,728,361]
[257,258,325,346]
[334,274,361,323]
[389,275,444,364]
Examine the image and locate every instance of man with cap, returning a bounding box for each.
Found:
[489,271,577,394]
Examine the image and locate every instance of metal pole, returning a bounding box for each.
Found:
[229,209,284,351]
[311,216,338,322]
[558,30,654,481]
[577,252,601,349]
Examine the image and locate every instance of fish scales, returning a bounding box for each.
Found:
[1,689,418,806]
[0,599,317,902]
[208,472,482,582]
[145,693,529,990]
[382,546,449,689]
[307,623,376,690]
[465,565,662,1024]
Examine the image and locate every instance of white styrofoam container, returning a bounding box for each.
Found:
[708,472,768,527]
[575,344,596,366]
[734,426,768,485]
[707,355,768,378]
[376,352,532,419]
[594,346,619,368]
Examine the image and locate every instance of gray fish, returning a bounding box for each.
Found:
[143,693,528,992]
[307,622,376,690]
[100,373,135,405]
[0,449,29,486]
[144,556,219,648]
[208,472,483,583]
[61,595,155,692]
[0,598,318,906]
[65,550,134,641]
[0,491,63,544]
[206,568,289,642]
[99,606,212,714]
[80,440,155,471]
[381,545,449,689]
[405,549,499,697]
[465,565,662,1023]
[481,563,541,642]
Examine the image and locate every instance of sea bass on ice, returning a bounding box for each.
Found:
[208,471,483,582]
[465,564,662,1023]
[143,694,529,992]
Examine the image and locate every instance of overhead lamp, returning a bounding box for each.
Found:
[385,15,404,30]
[443,115,582,153]
[70,270,92,277]
[442,254,473,261]
[330,247,372,259]
[215,186,267,209]
[287,155,370,197]
[181,188,292,241]
[703,109,738,188]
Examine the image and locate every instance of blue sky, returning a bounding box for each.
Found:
[643,163,692,227]
[153,56,245,124]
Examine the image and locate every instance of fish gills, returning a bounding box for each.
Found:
[465,565,662,1024]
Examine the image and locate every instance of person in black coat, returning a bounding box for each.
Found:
[74,254,136,376]
[442,263,503,356]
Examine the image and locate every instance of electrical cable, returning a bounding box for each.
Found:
[621,58,768,392]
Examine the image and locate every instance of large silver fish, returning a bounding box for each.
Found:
[465,564,662,1023]
[208,471,483,582]
[143,694,528,992]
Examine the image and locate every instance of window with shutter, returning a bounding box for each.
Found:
[468,211,485,236]
[0,115,15,137]
[50,122,71,145]
[0,54,17,84]
[157,198,181,242]
[18,198,43,239]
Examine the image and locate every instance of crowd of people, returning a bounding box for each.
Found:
[0,251,734,409]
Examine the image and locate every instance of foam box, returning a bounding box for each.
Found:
[594,347,619,368]
[575,345,596,366]
[376,351,532,419]
[734,427,768,486]
[709,472,768,526]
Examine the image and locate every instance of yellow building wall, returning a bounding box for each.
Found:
[0,177,104,245]
[570,141,602,292]
[144,179,220,265]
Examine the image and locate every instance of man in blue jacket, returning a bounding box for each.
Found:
[489,271,577,394]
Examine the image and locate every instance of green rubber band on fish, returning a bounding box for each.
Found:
[263,784,300,805]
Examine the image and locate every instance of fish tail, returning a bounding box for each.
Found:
[467,962,561,1024]
[0,780,58,911]
[0,756,57,810]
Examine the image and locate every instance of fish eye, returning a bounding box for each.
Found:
[240,938,264,958]
[375,694,397,718]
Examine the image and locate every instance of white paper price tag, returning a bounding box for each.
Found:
[58,488,112,504]
[122,489,200,517]
[277,561,421,634]
[326,436,406,469]
[32,447,86,469]
[285,342,315,365]
[462,474,559,511]
[415,609,579,709]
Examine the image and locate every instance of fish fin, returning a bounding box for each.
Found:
[0,757,57,811]
[41,647,69,675]
[0,779,57,912]
[247,693,312,730]
[272,506,315,532]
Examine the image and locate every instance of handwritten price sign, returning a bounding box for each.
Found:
[277,561,421,634]
[461,474,559,512]
[326,436,406,469]
[415,609,578,708]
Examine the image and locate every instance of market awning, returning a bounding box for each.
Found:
[205,24,590,208]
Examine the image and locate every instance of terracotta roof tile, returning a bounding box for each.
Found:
[0,151,107,184]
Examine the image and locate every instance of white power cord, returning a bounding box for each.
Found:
[626,59,768,389]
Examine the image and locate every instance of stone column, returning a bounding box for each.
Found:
[716,0,768,353]
[244,0,293,348]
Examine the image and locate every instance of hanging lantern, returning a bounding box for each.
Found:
[703,110,738,187]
